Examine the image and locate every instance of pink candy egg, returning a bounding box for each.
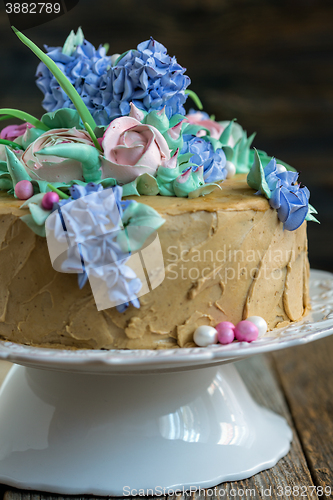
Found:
[234,320,259,342]
[42,191,60,210]
[216,321,235,344]
[14,180,34,200]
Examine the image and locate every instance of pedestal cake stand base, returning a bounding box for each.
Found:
[0,363,292,496]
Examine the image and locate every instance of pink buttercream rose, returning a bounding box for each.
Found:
[185,111,224,140]
[102,116,170,183]
[21,128,95,183]
[0,123,33,142]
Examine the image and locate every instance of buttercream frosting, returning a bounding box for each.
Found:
[0,175,310,349]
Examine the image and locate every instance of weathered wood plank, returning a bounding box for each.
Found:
[273,335,333,497]
[2,354,318,500]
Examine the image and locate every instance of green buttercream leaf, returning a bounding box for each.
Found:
[156,163,182,184]
[62,28,84,56]
[205,136,222,152]
[0,175,13,190]
[173,167,205,197]
[168,114,186,128]
[219,120,235,144]
[157,182,175,196]
[136,174,159,195]
[5,147,31,187]
[28,203,51,226]
[31,180,52,193]
[123,173,159,197]
[248,149,296,172]
[0,161,9,172]
[41,108,83,130]
[20,193,45,208]
[36,143,102,183]
[122,180,140,197]
[247,149,271,199]
[188,183,221,198]
[307,203,318,215]
[178,152,193,166]
[94,125,107,139]
[98,178,117,188]
[117,202,165,253]
[181,123,205,136]
[163,130,183,154]
[20,214,46,237]
[12,27,96,133]
[0,108,49,131]
[21,128,45,149]
[222,145,234,162]
[305,212,320,223]
[305,203,319,223]
[62,30,76,56]
[143,109,170,134]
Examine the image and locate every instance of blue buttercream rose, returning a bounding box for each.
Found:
[264,159,310,231]
[180,134,227,183]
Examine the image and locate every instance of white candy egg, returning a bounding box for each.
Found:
[225,161,236,179]
[246,316,267,337]
[276,163,287,174]
[193,325,218,347]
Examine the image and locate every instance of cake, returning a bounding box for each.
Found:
[0,29,317,349]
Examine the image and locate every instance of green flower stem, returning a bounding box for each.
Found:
[84,122,103,152]
[0,108,49,131]
[0,115,11,122]
[185,90,203,110]
[47,183,70,199]
[0,139,24,150]
[12,26,97,135]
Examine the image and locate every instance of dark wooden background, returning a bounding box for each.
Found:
[0,0,332,269]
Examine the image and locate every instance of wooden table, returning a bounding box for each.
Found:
[0,334,332,500]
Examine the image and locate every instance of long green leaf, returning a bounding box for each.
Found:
[12,26,97,133]
[185,90,203,110]
[0,139,24,150]
[0,108,49,131]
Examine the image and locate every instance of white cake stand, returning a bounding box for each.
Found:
[0,269,332,496]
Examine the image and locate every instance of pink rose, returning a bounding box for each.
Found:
[101,116,170,183]
[21,128,95,183]
[0,123,33,142]
[185,111,224,140]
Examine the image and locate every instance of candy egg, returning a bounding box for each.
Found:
[225,161,236,179]
[193,325,218,347]
[14,180,34,200]
[234,320,259,342]
[42,192,60,210]
[276,163,287,174]
[216,322,235,344]
[246,316,267,337]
